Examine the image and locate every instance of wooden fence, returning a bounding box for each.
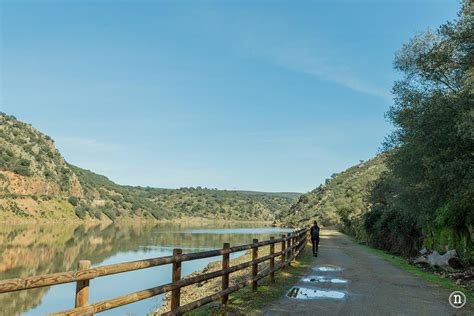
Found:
[0,227,309,315]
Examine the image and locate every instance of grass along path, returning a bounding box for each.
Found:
[357,242,474,302]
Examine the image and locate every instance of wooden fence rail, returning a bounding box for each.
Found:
[0,227,309,315]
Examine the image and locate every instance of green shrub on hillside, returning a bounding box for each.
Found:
[68,196,79,206]
[102,209,117,221]
[13,165,31,176]
[0,149,32,176]
[75,205,87,219]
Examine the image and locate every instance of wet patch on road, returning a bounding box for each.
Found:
[301,275,348,284]
[287,286,346,300]
[312,264,343,272]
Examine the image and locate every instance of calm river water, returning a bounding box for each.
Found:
[0,222,291,315]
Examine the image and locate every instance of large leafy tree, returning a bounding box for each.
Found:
[366,4,473,255]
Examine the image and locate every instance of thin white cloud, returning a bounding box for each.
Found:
[259,44,391,100]
[234,20,391,100]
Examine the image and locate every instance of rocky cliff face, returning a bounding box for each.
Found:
[0,113,86,220]
[0,114,83,197]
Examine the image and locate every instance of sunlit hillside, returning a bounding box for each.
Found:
[0,113,299,222]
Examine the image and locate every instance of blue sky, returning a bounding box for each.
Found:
[0,0,459,192]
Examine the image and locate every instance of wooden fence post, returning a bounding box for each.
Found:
[301,230,307,254]
[270,237,275,283]
[286,233,292,266]
[75,260,91,308]
[293,235,297,255]
[304,229,308,249]
[252,238,258,291]
[291,235,294,257]
[296,233,301,256]
[171,248,182,311]
[281,235,286,268]
[221,243,230,306]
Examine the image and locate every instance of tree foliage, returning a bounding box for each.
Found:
[365,6,473,257]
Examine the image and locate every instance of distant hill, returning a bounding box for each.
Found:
[0,113,299,222]
[233,191,302,200]
[277,155,387,237]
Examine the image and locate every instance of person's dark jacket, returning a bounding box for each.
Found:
[310,225,320,240]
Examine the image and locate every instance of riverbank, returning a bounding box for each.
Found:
[0,216,274,226]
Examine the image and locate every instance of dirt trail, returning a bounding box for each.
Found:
[262,228,472,316]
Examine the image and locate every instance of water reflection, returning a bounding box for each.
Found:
[301,276,348,284]
[287,286,346,300]
[0,222,290,315]
[312,265,343,272]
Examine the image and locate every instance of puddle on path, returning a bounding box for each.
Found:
[287,286,346,300]
[312,264,343,272]
[301,275,348,284]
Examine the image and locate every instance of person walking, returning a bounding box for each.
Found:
[310,221,320,257]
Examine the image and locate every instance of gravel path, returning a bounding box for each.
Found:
[262,229,472,316]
